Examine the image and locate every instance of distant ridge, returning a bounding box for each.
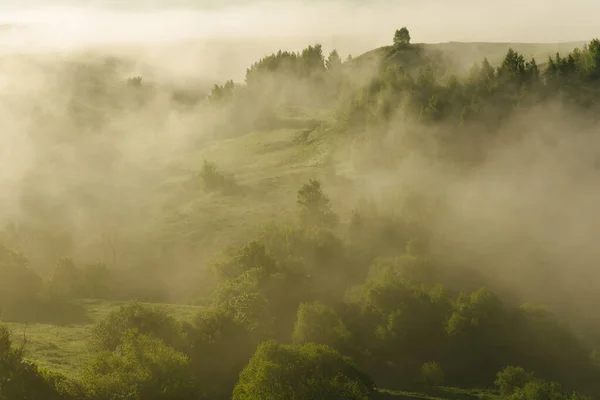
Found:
[351,40,588,73]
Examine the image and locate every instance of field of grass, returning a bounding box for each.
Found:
[379,387,500,400]
[155,106,339,261]
[3,299,202,376]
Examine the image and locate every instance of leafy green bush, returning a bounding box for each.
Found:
[182,308,259,399]
[421,361,444,389]
[0,325,76,400]
[293,302,352,351]
[83,330,201,400]
[233,340,375,400]
[495,366,535,396]
[91,302,183,351]
[508,379,590,400]
[214,241,310,340]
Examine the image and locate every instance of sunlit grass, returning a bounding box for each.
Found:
[4,299,202,376]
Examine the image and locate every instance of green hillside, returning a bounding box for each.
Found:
[2,30,600,400]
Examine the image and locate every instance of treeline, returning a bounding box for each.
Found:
[0,247,170,325]
[205,43,346,137]
[48,31,600,143]
[2,179,599,399]
[340,37,600,130]
[206,30,600,153]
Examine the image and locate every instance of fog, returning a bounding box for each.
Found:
[1,0,599,326]
[2,0,599,64]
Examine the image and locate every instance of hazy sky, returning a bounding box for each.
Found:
[1,0,598,46]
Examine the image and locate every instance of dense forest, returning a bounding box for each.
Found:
[2,27,600,399]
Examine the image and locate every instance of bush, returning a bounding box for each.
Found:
[495,366,535,396]
[82,330,201,400]
[508,379,590,400]
[198,160,238,194]
[297,179,338,228]
[0,325,74,400]
[233,340,375,400]
[213,241,310,340]
[182,308,258,398]
[421,361,444,389]
[292,302,352,351]
[91,302,183,351]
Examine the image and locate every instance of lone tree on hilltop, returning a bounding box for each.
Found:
[394,27,411,46]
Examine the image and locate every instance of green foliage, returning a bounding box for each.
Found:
[445,288,505,336]
[293,302,352,351]
[0,325,74,400]
[259,223,369,301]
[344,261,450,388]
[0,246,87,324]
[338,38,600,154]
[245,44,326,84]
[46,258,113,308]
[83,330,200,400]
[0,244,43,320]
[326,50,343,71]
[233,340,375,400]
[297,179,338,227]
[91,303,183,352]
[495,366,534,396]
[394,27,411,47]
[214,240,310,340]
[507,379,590,400]
[421,361,444,388]
[208,80,235,103]
[182,307,258,398]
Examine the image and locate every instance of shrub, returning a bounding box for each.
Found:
[91,302,183,351]
[198,160,238,194]
[508,379,589,400]
[421,361,444,389]
[297,179,338,227]
[292,302,352,351]
[495,366,535,396]
[233,340,375,400]
[182,308,258,398]
[0,325,73,400]
[83,330,201,400]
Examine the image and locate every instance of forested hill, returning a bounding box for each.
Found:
[2,26,600,400]
[424,41,586,67]
[350,40,586,75]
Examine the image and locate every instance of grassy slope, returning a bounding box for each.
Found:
[3,299,201,376]
[154,106,336,267]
